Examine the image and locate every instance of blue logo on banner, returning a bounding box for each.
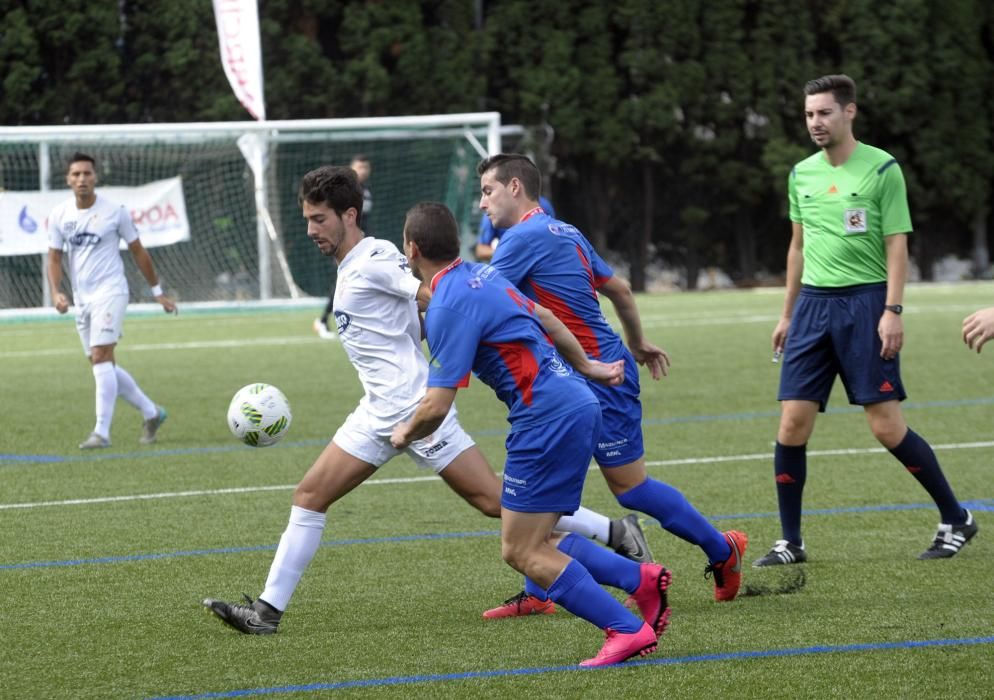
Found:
[18,206,38,233]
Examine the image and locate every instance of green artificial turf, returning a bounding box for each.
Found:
[1,282,991,698]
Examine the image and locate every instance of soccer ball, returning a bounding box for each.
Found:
[227,383,292,447]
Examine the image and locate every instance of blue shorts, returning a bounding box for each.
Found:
[778,283,906,411]
[501,402,602,514]
[589,349,645,467]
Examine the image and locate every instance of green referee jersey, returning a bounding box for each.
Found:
[788,141,913,288]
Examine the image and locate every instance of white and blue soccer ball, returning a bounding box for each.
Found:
[227,383,292,447]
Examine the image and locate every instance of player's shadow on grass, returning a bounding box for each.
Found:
[741,568,806,597]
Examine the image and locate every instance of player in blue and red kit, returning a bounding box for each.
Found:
[475,194,554,262]
[392,202,671,667]
[478,154,748,606]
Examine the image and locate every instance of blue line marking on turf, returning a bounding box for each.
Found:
[4,499,991,570]
[0,531,500,570]
[0,544,281,570]
[0,441,331,466]
[5,395,994,463]
[712,498,994,520]
[0,454,66,463]
[149,636,994,699]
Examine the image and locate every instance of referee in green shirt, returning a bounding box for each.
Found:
[754,74,977,567]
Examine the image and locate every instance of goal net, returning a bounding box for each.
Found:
[0,113,502,311]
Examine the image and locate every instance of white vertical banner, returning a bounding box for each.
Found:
[213,0,266,121]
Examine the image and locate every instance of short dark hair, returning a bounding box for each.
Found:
[404,202,460,262]
[476,154,541,200]
[804,74,857,107]
[67,152,96,171]
[298,165,364,226]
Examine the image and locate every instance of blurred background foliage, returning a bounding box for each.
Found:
[1,0,991,288]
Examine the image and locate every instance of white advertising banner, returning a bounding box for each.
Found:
[0,177,191,256]
[213,0,266,121]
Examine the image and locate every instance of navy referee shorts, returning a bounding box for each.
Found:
[778,283,906,411]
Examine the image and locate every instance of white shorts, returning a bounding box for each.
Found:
[332,402,476,474]
[75,294,128,356]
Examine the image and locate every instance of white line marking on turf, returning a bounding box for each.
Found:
[0,336,325,359]
[0,476,440,510]
[3,300,980,358]
[2,441,992,512]
[645,441,994,467]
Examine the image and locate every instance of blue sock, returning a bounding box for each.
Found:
[557,533,641,593]
[889,429,965,524]
[775,442,806,545]
[545,560,643,633]
[524,576,547,601]
[616,478,730,562]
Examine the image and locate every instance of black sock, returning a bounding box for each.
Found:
[775,442,807,545]
[888,428,965,524]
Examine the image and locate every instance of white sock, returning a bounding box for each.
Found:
[115,365,157,419]
[91,361,118,439]
[260,505,327,611]
[554,506,611,544]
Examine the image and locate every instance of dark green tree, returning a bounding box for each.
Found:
[123,0,244,122]
[259,0,350,119]
[908,0,992,278]
[261,0,481,119]
[748,2,819,279]
[0,1,126,124]
[804,0,993,280]
[480,1,620,251]
[1,0,991,286]
[0,7,44,125]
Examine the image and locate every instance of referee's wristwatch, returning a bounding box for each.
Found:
[884,304,903,315]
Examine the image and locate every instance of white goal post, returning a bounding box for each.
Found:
[0,113,508,312]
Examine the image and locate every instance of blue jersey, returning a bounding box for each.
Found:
[490,210,625,362]
[425,259,597,431]
[479,196,555,246]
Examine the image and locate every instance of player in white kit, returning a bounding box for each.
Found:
[203,165,651,634]
[47,152,177,449]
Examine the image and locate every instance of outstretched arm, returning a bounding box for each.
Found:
[963,307,994,353]
[474,243,495,262]
[772,222,805,357]
[534,303,624,386]
[597,276,669,380]
[128,239,177,314]
[47,248,70,314]
[415,282,433,313]
[879,233,908,360]
[391,386,457,448]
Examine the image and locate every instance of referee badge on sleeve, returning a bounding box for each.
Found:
[844,208,868,234]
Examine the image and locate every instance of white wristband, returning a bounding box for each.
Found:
[150,284,163,297]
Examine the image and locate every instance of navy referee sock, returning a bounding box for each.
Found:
[889,428,966,524]
[774,442,807,546]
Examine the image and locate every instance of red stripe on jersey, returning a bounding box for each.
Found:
[457,371,471,388]
[519,206,545,223]
[575,244,596,289]
[528,279,601,358]
[430,258,463,293]
[572,243,610,290]
[483,341,538,406]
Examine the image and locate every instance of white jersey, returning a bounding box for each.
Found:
[333,236,426,425]
[48,194,138,305]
